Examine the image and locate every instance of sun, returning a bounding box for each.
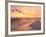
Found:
[11,6,41,18]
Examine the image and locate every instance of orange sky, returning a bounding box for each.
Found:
[11,6,41,18]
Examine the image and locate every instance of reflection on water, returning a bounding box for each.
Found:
[11,18,41,31]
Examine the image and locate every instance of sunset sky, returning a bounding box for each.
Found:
[11,6,41,18]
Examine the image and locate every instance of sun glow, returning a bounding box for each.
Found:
[11,6,41,18]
